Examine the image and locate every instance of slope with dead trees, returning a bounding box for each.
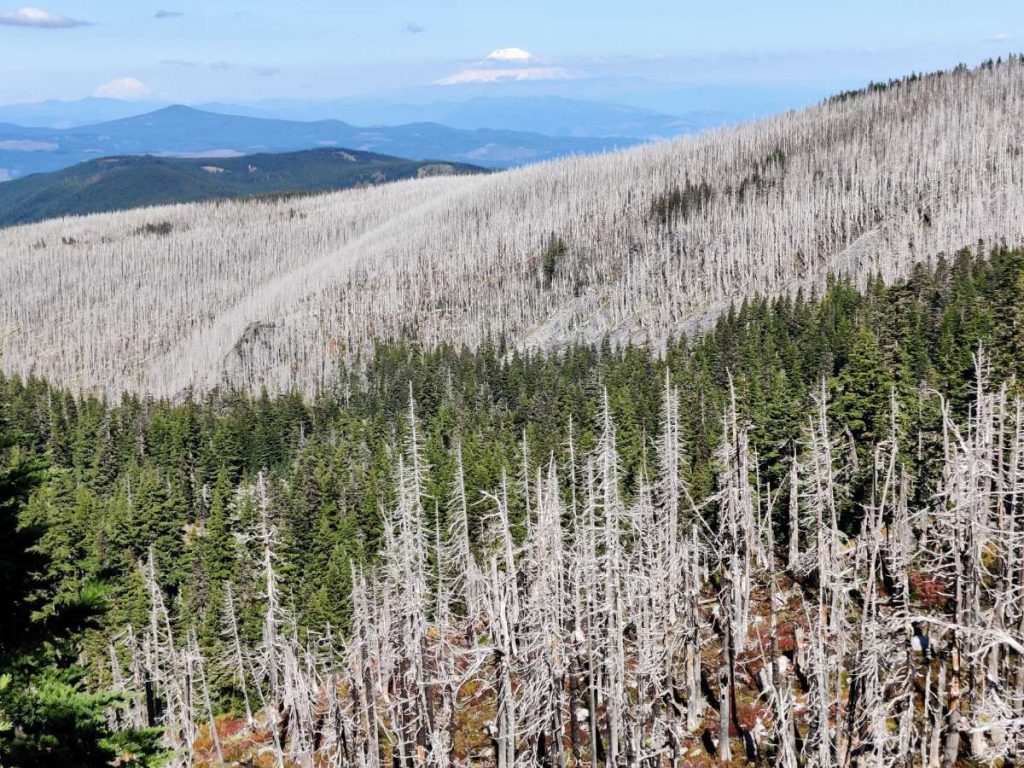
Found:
[2,58,1023,397]
[102,351,1024,767]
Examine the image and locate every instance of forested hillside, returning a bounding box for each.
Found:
[3,248,1024,765]
[2,59,1022,397]
[0,149,483,227]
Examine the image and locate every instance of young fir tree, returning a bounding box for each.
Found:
[0,372,165,767]
[831,322,895,524]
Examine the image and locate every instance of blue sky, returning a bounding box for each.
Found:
[1,0,1021,105]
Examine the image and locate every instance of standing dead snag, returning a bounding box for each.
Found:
[222,582,254,727]
[712,379,757,762]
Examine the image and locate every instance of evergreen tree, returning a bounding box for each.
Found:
[0,376,164,767]
[832,326,893,450]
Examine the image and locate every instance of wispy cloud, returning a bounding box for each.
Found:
[160,58,278,77]
[0,6,89,28]
[93,77,151,101]
[0,139,59,151]
[154,9,183,19]
[403,21,425,34]
[437,67,574,85]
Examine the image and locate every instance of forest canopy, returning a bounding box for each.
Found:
[2,246,1024,765]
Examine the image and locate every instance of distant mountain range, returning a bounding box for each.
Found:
[0,98,167,128]
[0,81,830,132]
[0,104,649,181]
[0,93,732,138]
[0,147,484,227]
[195,96,728,139]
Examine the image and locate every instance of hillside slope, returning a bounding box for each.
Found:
[1,60,1022,397]
[0,148,483,226]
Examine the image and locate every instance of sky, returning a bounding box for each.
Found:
[0,0,1021,106]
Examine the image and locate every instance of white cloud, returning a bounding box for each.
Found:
[93,77,152,101]
[486,47,533,62]
[0,6,89,28]
[436,67,573,85]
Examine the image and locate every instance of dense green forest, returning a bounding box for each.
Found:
[0,149,484,229]
[2,247,1023,765]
